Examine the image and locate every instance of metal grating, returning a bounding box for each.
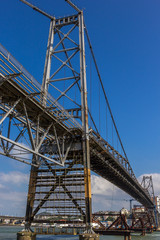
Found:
[28,154,86,223]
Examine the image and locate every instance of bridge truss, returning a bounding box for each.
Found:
[0,0,157,232]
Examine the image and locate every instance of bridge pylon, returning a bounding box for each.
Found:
[19,0,95,237]
[141,176,159,229]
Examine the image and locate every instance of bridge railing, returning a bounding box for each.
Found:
[90,129,137,179]
[0,43,82,131]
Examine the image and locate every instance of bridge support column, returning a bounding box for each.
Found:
[17,231,36,240]
[79,233,99,240]
[124,234,131,240]
[139,228,146,236]
[129,235,131,240]
[141,229,145,236]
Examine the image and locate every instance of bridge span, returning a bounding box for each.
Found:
[0,0,157,239]
[0,43,154,208]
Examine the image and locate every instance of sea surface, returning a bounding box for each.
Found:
[1,226,160,240]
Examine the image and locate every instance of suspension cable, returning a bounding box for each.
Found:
[84,24,128,160]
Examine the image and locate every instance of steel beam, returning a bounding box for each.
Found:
[79,11,92,232]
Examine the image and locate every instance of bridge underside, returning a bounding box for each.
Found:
[0,77,154,211]
[90,148,153,208]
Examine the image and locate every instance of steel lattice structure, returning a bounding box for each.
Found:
[0,0,157,232]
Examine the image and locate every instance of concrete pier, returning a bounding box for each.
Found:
[124,235,131,240]
[79,233,99,240]
[17,231,36,240]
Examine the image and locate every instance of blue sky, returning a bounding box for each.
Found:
[0,0,160,215]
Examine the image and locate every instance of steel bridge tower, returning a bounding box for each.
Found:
[18,0,97,238]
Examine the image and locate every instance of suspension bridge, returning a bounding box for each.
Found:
[0,1,158,240]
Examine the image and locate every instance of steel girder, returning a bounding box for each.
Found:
[0,73,154,209]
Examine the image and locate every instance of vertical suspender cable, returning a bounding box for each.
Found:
[90,50,92,127]
[99,79,101,133]
[84,24,128,160]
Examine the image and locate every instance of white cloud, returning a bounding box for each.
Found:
[0,183,4,189]
[0,171,29,216]
[0,191,27,202]
[91,173,160,212]
[91,174,129,199]
[0,171,160,216]
[0,171,29,186]
[0,191,27,216]
[91,175,131,212]
[91,175,113,195]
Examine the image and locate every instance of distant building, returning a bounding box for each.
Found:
[154,196,160,213]
[133,205,145,212]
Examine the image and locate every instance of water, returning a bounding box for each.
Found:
[0,226,160,240]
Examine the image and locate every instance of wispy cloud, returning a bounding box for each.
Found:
[0,171,29,186]
[91,173,160,212]
[91,175,131,212]
[0,171,160,216]
[0,183,5,189]
[0,191,27,216]
[0,191,27,202]
[0,171,29,216]
[91,175,114,196]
